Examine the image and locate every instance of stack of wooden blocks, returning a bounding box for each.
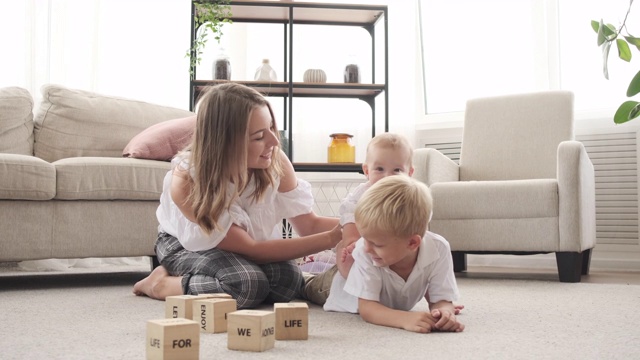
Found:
[146,294,309,359]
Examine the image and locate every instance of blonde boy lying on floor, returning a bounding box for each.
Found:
[317,175,464,333]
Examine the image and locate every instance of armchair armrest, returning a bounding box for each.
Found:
[413,148,460,186]
[557,140,597,251]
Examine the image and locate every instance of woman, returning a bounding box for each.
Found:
[133,83,341,308]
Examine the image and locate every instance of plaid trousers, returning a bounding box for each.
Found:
[155,232,304,309]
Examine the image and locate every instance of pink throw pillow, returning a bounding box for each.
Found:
[122,115,197,161]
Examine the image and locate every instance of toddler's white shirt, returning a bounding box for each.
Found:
[156,154,315,251]
[338,182,370,226]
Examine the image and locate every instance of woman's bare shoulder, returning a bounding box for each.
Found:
[277,150,297,193]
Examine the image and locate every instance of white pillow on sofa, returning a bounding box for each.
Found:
[33,84,194,162]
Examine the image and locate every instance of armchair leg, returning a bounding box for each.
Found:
[452,252,467,273]
[581,249,592,275]
[555,252,583,283]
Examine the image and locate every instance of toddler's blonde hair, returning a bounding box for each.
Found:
[365,133,413,166]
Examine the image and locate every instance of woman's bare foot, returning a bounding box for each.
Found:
[133,266,182,300]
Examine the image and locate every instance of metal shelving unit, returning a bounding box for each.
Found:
[189,0,388,173]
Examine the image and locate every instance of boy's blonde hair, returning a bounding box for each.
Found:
[365,133,413,166]
[355,175,432,238]
[185,83,282,233]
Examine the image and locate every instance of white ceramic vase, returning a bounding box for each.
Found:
[303,69,327,83]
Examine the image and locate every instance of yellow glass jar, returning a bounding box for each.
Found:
[327,133,355,163]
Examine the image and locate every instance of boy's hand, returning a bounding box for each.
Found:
[454,303,465,315]
[401,311,438,333]
[431,309,465,332]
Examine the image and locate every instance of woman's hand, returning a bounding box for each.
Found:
[328,224,343,248]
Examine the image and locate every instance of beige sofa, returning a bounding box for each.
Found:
[0,85,194,263]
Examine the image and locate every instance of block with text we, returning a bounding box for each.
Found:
[227,310,275,352]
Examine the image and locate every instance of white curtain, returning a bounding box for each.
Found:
[0,0,191,109]
[419,0,640,116]
[1,0,189,271]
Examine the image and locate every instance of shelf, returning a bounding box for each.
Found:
[193,80,384,98]
[190,1,388,174]
[217,1,387,27]
[293,162,363,173]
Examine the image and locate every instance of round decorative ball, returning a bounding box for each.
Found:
[303,69,327,83]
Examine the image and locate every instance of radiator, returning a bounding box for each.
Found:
[578,131,639,245]
[424,131,640,247]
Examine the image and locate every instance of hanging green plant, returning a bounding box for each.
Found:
[592,0,640,124]
[187,0,233,79]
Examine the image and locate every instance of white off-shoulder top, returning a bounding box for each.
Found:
[156,153,315,251]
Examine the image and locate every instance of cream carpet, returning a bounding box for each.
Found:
[0,268,638,360]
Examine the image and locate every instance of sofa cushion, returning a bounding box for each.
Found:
[123,115,196,161]
[430,178,559,219]
[0,87,34,155]
[34,84,194,162]
[0,154,56,200]
[430,179,560,252]
[53,157,171,200]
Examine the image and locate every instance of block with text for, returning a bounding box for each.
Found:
[274,302,309,340]
[227,310,275,352]
[146,318,199,360]
[193,298,237,333]
[165,294,233,320]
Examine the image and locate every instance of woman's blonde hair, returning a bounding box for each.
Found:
[184,83,282,233]
[365,133,413,166]
[355,175,432,238]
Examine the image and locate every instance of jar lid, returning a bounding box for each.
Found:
[329,133,353,138]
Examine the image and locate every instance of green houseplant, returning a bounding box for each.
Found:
[187,0,233,79]
[592,0,640,124]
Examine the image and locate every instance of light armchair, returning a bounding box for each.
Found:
[413,91,596,282]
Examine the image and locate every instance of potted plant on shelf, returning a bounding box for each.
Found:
[187,0,233,79]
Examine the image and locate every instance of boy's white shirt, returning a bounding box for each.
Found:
[323,231,459,313]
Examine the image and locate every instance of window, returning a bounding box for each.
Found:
[419,0,639,119]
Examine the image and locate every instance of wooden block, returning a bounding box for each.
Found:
[227,310,275,352]
[274,302,309,340]
[146,318,199,360]
[165,295,199,320]
[194,293,233,299]
[193,298,237,333]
